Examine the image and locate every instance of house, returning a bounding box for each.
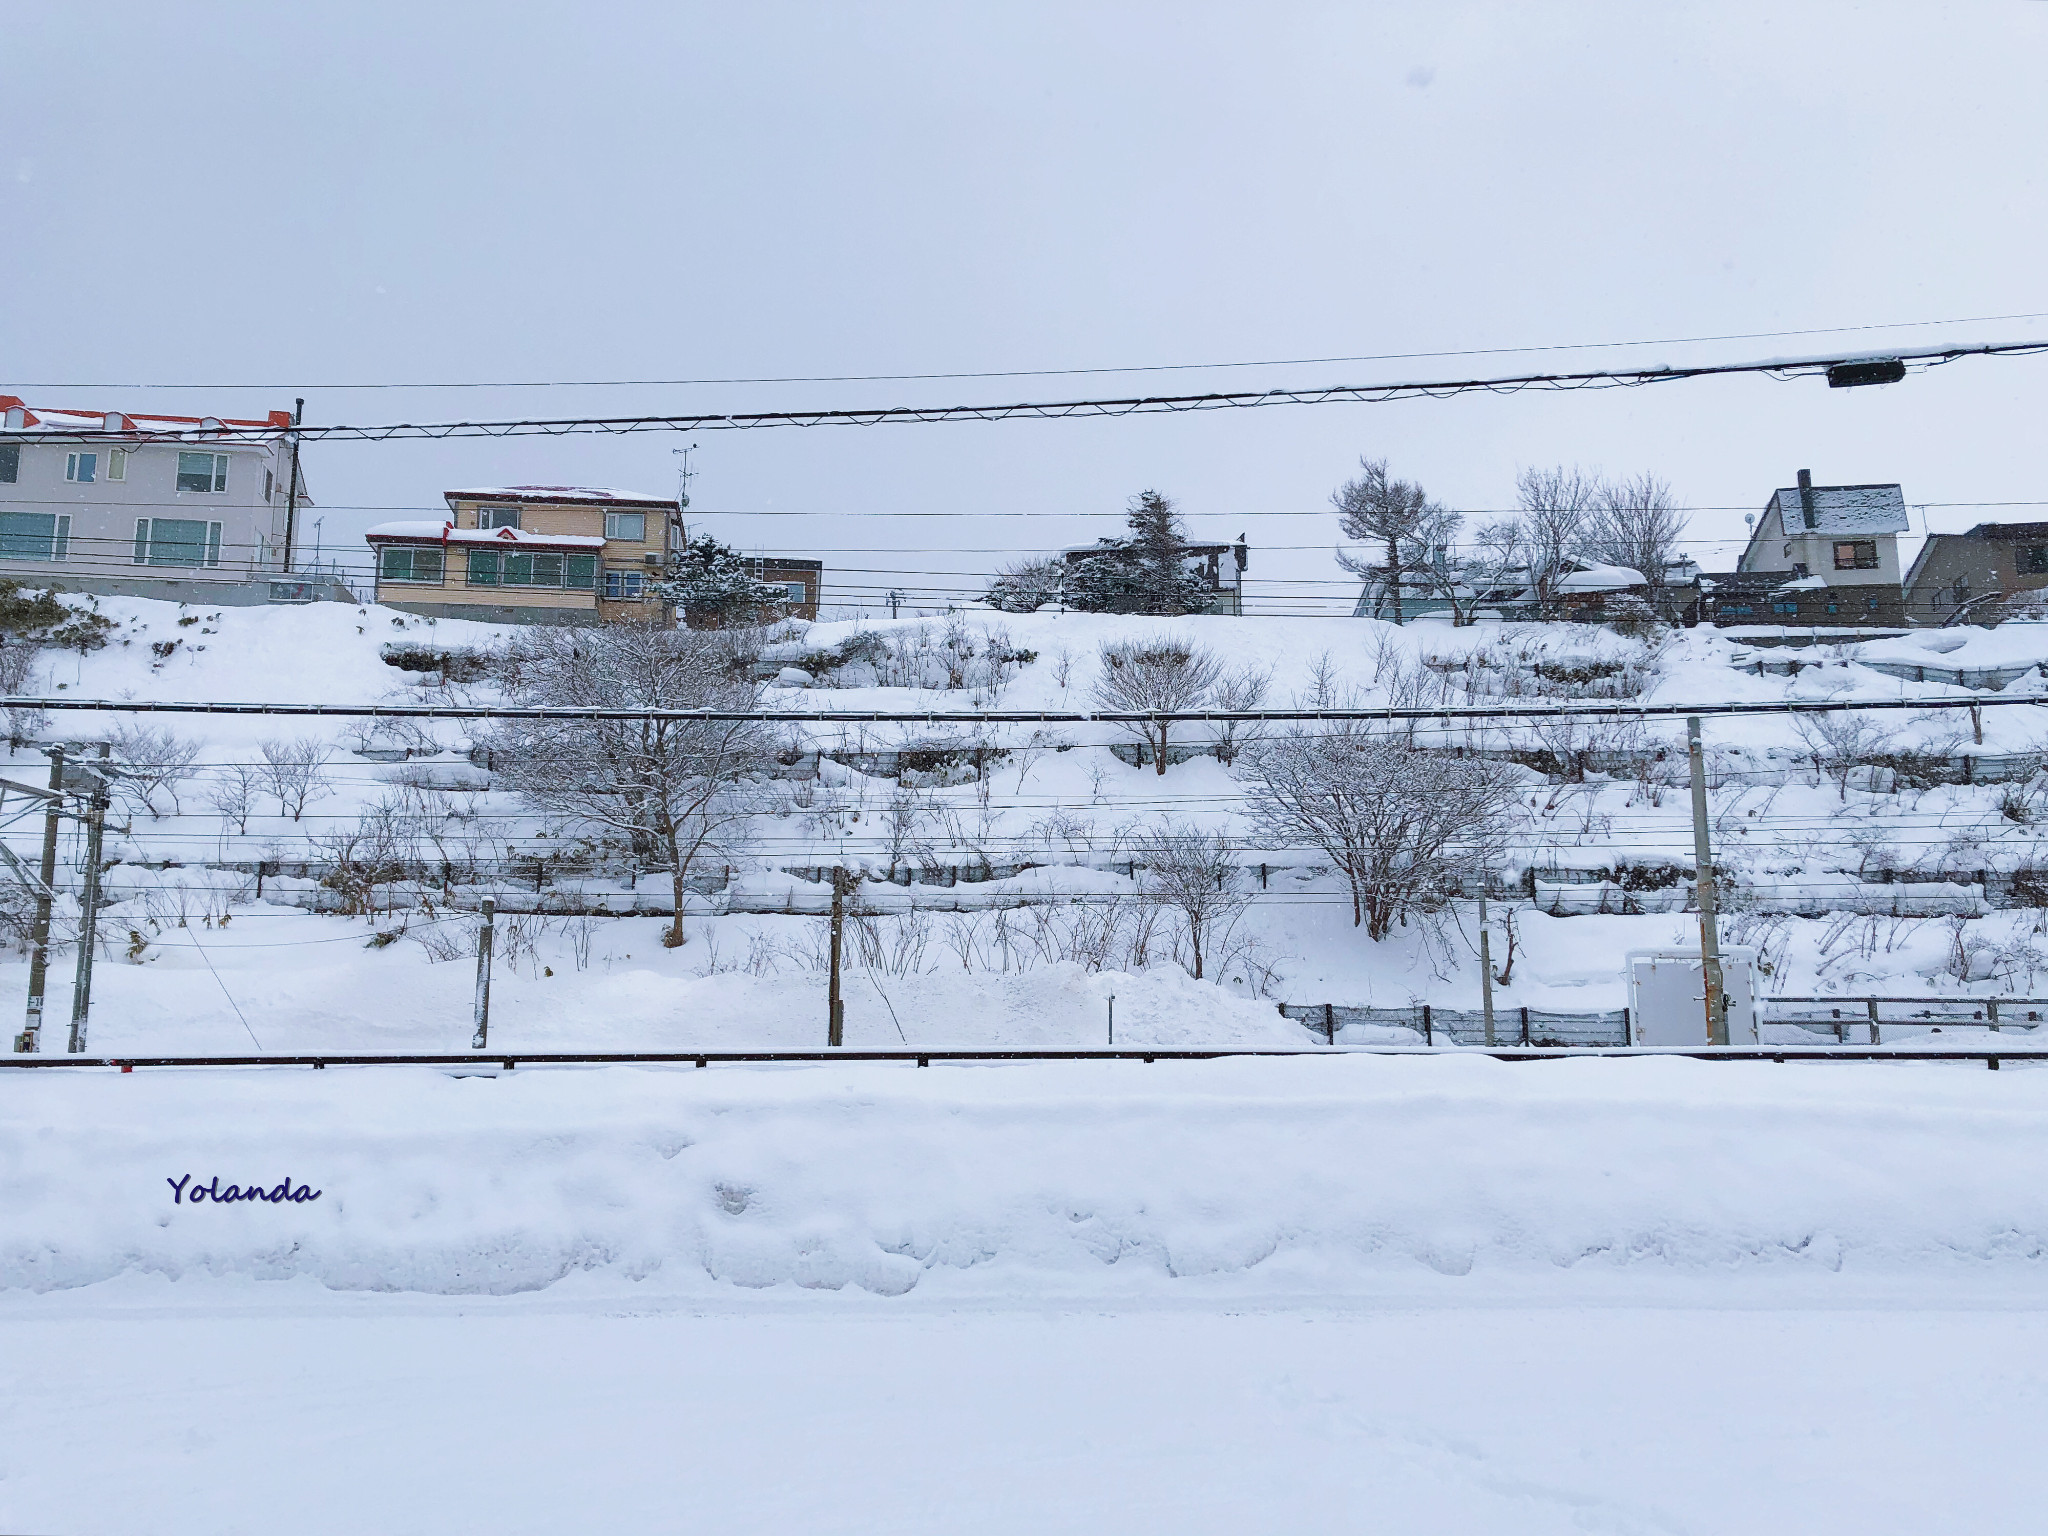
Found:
[1060,535,1247,614]
[1351,558,1646,623]
[1902,523,2048,625]
[368,486,683,625]
[1706,469,1908,626]
[747,557,822,622]
[0,396,331,604]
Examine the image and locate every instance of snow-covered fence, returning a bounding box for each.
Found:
[1278,1002,1630,1047]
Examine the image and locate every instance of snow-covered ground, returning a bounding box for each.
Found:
[7,1295,2043,1534]
[6,1055,2048,1532]
[13,600,2048,1531]
[9,594,2048,1053]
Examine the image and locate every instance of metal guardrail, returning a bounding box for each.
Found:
[4,1046,2042,1070]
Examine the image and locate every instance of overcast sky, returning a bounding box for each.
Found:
[7,2,2047,614]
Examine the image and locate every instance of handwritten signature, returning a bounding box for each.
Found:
[167,1175,322,1205]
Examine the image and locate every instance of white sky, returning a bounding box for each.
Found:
[6,1,2047,615]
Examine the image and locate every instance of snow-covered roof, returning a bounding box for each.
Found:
[0,395,293,439]
[1766,483,1909,535]
[366,521,605,551]
[1554,561,1646,593]
[443,486,677,510]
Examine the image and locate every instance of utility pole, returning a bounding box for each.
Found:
[887,589,903,620]
[67,745,109,1054]
[282,397,304,574]
[472,897,495,1049]
[1477,890,1497,1047]
[1687,715,1728,1046]
[827,868,847,1046]
[14,746,64,1053]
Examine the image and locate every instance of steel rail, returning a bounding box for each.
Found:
[6,1046,2045,1070]
[5,341,2044,445]
[0,694,2038,724]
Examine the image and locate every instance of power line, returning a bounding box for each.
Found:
[17,308,2048,391]
[5,694,2039,724]
[10,340,2044,446]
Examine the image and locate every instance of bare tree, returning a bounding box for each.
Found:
[314,795,418,917]
[1207,662,1271,766]
[207,762,262,835]
[1513,465,1603,618]
[984,556,1067,614]
[1134,820,1250,980]
[1091,636,1223,776]
[1333,457,1446,625]
[0,642,46,748]
[480,624,776,945]
[259,735,335,821]
[1793,707,1887,802]
[109,723,203,818]
[1241,722,1517,938]
[1585,473,1688,609]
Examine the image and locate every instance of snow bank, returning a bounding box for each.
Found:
[8,1057,2048,1299]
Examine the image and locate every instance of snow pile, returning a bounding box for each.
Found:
[7,1057,2048,1298]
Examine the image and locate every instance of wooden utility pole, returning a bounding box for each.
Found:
[472,897,495,1049]
[67,745,110,1054]
[282,397,304,574]
[1477,891,1497,1046]
[14,746,64,1053]
[1687,716,1728,1046]
[827,868,847,1046]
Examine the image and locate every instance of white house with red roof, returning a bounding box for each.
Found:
[0,396,334,603]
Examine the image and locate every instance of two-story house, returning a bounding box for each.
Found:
[1695,470,1910,627]
[0,396,318,603]
[367,486,683,625]
[1902,522,2048,625]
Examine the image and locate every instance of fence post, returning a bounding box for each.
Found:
[1866,998,1880,1046]
[472,897,495,1050]
[1323,1002,1334,1045]
[828,868,846,1047]
[1988,998,2000,1034]
[1520,1005,1530,1046]
[1422,1004,1433,1045]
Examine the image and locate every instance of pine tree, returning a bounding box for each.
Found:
[658,536,791,630]
[1064,490,1214,616]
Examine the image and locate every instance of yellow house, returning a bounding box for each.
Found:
[368,486,681,625]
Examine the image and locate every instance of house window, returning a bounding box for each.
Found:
[265,470,274,500]
[478,506,521,529]
[107,448,127,482]
[1792,563,1809,578]
[782,581,807,603]
[133,517,222,568]
[65,452,98,484]
[0,444,17,483]
[466,547,595,589]
[0,512,69,561]
[379,545,445,584]
[175,452,228,493]
[604,568,647,600]
[2025,546,2048,575]
[604,511,646,541]
[1772,600,1799,615]
[1833,541,1878,570]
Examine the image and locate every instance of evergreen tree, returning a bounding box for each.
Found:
[1064,490,1214,616]
[657,536,791,630]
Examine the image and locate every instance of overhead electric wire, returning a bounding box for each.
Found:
[10,340,2044,446]
[19,307,2048,391]
[7,692,2041,724]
